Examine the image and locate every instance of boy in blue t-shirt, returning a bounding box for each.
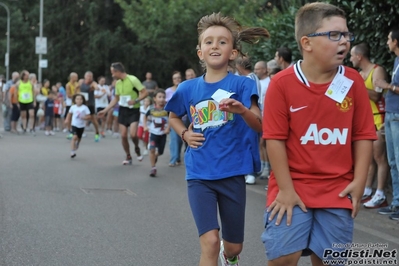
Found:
[165,13,269,266]
[44,91,56,136]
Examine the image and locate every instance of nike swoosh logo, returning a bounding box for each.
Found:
[290,106,308,112]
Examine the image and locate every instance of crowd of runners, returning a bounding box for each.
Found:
[1,2,399,266]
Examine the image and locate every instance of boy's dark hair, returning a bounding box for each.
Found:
[353,43,370,59]
[49,90,56,95]
[111,62,125,73]
[154,88,166,98]
[276,47,292,63]
[269,67,282,76]
[295,2,346,52]
[172,71,181,76]
[236,56,252,70]
[72,93,86,105]
[97,76,105,82]
[390,27,399,48]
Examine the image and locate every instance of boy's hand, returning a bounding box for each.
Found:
[185,122,205,148]
[267,189,307,226]
[339,181,363,218]
[144,126,148,132]
[219,99,246,114]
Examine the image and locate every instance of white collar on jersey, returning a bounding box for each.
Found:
[293,60,345,87]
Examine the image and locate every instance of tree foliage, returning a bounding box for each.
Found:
[115,0,266,83]
[330,0,399,76]
[0,0,140,85]
[0,0,397,87]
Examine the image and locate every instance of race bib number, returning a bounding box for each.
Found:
[325,74,353,103]
[22,93,31,100]
[119,95,131,107]
[81,92,89,101]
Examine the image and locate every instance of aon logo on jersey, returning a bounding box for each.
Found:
[300,124,348,145]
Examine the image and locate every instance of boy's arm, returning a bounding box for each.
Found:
[169,112,204,148]
[339,140,373,218]
[143,115,149,131]
[266,140,307,226]
[219,97,262,132]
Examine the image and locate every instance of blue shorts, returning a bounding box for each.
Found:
[261,207,353,261]
[187,176,246,243]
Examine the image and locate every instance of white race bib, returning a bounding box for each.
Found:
[22,93,31,100]
[119,95,131,107]
[81,92,89,101]
[154,117,163,124]
[325,74,353,103]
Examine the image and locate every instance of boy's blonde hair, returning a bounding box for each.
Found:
[295,2,346,52]
[197,13,269,69]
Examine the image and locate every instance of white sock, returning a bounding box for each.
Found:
[364,187,372,196]
[375,189,384,197]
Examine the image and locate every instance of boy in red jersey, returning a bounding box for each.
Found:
[261,2,377,266]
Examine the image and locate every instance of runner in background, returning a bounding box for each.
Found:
[98,62,148,165]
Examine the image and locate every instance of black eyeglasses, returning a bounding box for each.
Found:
[307,31,355,42]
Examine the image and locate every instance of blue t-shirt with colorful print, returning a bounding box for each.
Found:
[165,72,261,180]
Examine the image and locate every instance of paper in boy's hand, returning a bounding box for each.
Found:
[211,89,235,103]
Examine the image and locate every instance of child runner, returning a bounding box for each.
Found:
[138,96,152,156]
[44,91,56,136]
[8,84,20,134]
[53,92,64,131]
[143,90,169,177]
[64,94,91,158]
[165,13,269,266]
[261,3,377,266]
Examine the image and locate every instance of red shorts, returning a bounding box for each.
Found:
[137,126,149,143]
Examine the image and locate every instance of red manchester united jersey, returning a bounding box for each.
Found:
[263,61,377,209]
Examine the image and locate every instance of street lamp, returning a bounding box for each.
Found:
[0,2,10,80]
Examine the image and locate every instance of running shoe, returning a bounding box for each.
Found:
[389,210,399,221]
[70,151,76,158]
[29,129,36,136]
[100,131,106,138]
[63,128,68,133]
[49,131,55,136]
[378,205,399,215]
[363,194,388,209]
[259,167,270,179]
[135,147,143,161]
[361,193,372,203]
[107,129,112,135]
[94,134,100,142]
[67,133,73,140]
[82,133,87,138]
[245,174,256,185]
[219,241,240,266]
[122,155,132,165]
[143,149,149,156]
[45,131,50,136]
[149,168,157,177]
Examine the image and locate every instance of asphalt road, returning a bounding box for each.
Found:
[0,127,398,266]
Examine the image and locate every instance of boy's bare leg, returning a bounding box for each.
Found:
[199,230,220,266]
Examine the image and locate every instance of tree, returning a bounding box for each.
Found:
[115,0,265,85]
[0,0,143,85]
